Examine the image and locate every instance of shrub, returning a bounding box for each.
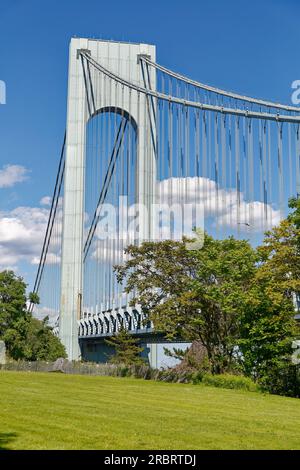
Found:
[258,361,300,398]
[104,328,145,366]
[201,373,260,392]
[191,370,205,384]
[3,315,66,361]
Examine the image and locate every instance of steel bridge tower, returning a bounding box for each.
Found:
[60,38,156,359]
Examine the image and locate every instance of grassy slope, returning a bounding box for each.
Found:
[0,370,299,450]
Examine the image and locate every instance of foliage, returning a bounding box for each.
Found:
[165,341,211,379]
[115,235,257,374]
[191,236,257,373]
[105,327,145,366]
[288,196,300,232]
[0,269,66,361]
[238,281,297,379]
[0,270,27,337]
[163,346,187,361]
[3,314,66,361]
[201,373,259,392]
[239,198,300,393]
[256,223,300,302]
[257,359,300,398]
[28,291,40,305]
[115,238,198,336]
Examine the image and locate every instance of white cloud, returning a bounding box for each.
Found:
[0,206,48,266]
[33,305,58,326]
[31,252,61,265]
[0,196,65,278]
[158,176,281,232]
[40,196,52,206]
[91,240,129,263]
[88,176,281,263]
[0,164,30,188]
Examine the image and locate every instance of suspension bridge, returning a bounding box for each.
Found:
[31,38,300,366]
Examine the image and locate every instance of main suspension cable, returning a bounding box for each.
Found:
[140,56,300,113]
[79,52,300,123]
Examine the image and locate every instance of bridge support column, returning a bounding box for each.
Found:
[59,38,88,360]
[59,38,156,360]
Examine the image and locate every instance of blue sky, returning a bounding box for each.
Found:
[0,0,299,290]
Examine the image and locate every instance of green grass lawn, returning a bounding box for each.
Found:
[0,370,299,450]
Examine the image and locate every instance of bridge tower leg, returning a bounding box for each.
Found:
[59,38,156,360]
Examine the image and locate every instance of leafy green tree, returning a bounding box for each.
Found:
[3,314,66,361]
[115,235,257,373]
[105,327,144,366]
[0,270,27,337]
[239,279,297,378]
[257,221,300,301]
[0,269,66,361]
[28,291,40,305]
[115,238,198,338]
[192,236,258,373]
[239,198,300,391]
[288,196,300,231]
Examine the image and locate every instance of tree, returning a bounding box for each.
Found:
[115,235,257,373]
[288,196,300,231]
[238,198,300,391]
[105,327,144,366]
[3,314,66,361]
[239,279,297,376]
[0,270,27,337]
[28,291,40,305]
[115,238,198,339]
[0,269,66,361]
[192,236,258,373]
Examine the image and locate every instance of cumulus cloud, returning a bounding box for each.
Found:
[34,305,58,326]
[0,206,48,270]
[89,176,281,263]
[0,164,30,188]
[91,240,130,263]
[0,197,65,274]
[158,176,281,232]
[40,196,52,206]
[31,252,61,266]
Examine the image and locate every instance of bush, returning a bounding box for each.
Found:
[191,370,205,384]
[258,361,300,398]
[3,315,66,361]
[104,328,145,366]
[201,373,259,392]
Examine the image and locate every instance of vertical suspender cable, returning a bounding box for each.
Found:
[214,113,219,237]
[267,120,272,227]
[235,116,241,236]
[248,118,254,230]
[262,121,268,229]
[221,114,227,234]
[277,121,284,220]
[296,124,300,198]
